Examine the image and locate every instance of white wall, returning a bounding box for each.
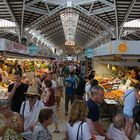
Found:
[94,61,112,78]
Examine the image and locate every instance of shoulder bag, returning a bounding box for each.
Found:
[76,122,84,140]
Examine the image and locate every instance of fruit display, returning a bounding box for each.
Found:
[101,83,114,89]
[104,90,124,101]
[97,77,111,84]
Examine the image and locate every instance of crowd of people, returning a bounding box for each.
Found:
[0,61,140,140]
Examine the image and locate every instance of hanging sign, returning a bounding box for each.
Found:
[29,44,38,56]
[118,41,128,53]
[85,48,94,58]
[65,41,75,45]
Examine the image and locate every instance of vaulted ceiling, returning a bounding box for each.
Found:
[0,0,140,54]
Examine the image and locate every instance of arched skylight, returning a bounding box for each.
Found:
[0,19,16,27]
[123,19,140,28]
[60,11,79,41]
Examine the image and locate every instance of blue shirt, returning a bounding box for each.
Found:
[123,88,137,117]
[87,99,100,121]
[65,76,76,95]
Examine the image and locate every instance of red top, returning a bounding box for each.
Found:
[44,88,55,107]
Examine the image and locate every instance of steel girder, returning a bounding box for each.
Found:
[3,0,20,31]
[72,5,115,37]
[26,4,66,30]
[119,0,137,39]
[24,5,47,15]
[89,6,114,15]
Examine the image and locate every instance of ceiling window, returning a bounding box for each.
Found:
[0,19,16,27]
[60,10,79,41]
[123,19,140,28]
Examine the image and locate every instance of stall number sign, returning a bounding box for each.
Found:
[85,48,94,58]
[65,41,75,45]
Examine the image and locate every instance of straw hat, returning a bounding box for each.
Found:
[26,86,40,96]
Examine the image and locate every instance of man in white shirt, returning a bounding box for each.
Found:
[20,87,44,140]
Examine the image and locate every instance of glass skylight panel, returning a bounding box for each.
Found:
[0,19,16,27]
[123,19,140,28]
[60,11,79,41]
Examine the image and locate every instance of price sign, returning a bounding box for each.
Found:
[65,41,75,45]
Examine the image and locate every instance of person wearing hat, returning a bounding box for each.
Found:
[20,86,44,140]
[0,98,24,140]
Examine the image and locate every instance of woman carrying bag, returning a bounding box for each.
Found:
[63,99,91,140]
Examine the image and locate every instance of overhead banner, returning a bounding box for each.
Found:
[29,44,38,56]
[5,39,28,54]
[84,48,94,58]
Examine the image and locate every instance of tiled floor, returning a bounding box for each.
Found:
[48,97,67,140]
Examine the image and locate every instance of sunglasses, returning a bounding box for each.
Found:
[26,96,36,99]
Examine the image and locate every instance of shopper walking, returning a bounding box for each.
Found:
[64,71,76,116]
[20,87,44,140]
[42,79,60,133]
[63,99,91,140]
[86,85,111,140]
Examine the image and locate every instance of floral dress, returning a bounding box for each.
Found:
[0,113,23,140]
[32,123,52,140]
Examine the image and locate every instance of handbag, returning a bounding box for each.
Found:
[76,122,84,140]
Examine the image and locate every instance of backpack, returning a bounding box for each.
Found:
[65,77,75,89]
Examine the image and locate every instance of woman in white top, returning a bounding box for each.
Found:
[63,99,91,140]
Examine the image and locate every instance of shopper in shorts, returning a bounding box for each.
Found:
[43,79,60,133]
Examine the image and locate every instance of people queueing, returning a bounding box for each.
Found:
[7,71,28,113]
